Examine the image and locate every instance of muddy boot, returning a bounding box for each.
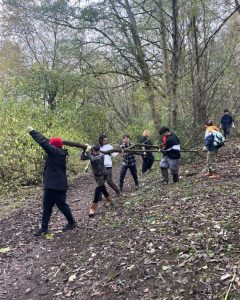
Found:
[105,195,113,206]
[89,202,97,217]
[172,174,179,183]
[160,168,169,184]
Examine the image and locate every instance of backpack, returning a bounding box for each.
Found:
[90,154,106,176]
[213,131,225,148]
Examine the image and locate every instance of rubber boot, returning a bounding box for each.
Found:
[105,195,113,206]
[160,168,169,184]
[89,202,97,217]
[172,174,179,183]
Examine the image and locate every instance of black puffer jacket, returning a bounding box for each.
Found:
[29,130,68,191]
[139,136,154,159]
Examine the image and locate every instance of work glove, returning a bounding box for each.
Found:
[85,144,92,152]
[27,126,34,132]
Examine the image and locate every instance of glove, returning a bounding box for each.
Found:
[27,126,34,132]
[85,144,92,152]
[202,146,208,152]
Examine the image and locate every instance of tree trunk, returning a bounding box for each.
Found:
[159,0,172,126]
[124,0,161,131]
[171,0,180,130]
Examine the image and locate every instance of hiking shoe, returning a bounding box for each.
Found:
[62,222,77,231]
[89,202,97,217]
[34,228,49,236]
[135,185,139,190]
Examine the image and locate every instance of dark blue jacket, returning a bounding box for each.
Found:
[29,130,68,191]
[220,114,233,129]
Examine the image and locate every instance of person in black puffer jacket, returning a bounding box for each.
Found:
[159,127,181,184]
[139,130,154,174]
[28,128,76,236]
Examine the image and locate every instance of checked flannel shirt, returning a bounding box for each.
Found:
[120,143,136,166]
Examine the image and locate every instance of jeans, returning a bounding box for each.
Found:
[223,127,230,139]
[120,164,138,191]
[42,189,75,231]
[207,150,218,173]
[160,156,179,175]
[105,168,120,194]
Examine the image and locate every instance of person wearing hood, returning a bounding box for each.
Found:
[203,120,223,178]
[28,127,76,236]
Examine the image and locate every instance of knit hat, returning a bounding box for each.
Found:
[49,137,63,148]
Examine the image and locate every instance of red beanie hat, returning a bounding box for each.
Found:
[49,137,63,148]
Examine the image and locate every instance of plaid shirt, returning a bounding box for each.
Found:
[120,143,136,166]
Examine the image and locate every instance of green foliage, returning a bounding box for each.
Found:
[0,98,85,193]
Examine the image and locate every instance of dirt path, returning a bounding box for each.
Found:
[1,143,240,299]
[0,165,141,300]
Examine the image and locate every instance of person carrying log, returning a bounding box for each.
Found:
[27,127,76,236]
[139,130,154,174]
[85,144,113,217]
[159,127,181,184]
[119,134,139,192]
[99,134,121,196]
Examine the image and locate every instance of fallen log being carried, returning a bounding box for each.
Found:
[62,140,206,159]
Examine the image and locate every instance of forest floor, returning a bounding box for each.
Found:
[0,139,240,300]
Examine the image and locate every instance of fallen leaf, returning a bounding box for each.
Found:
[0,247,11,253]
[68,274,77,282]
[45,233,54,239]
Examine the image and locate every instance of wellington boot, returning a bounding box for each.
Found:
[89,202,97,217]
[160,168,169,184]
[105,195,113,206]
[172,174,179,183]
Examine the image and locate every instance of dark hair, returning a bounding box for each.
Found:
[92,144,100,152]
[159,127,170,135]
[99,134,107,146]
[205,119,213,126]
[122,134,130,139]
[224,109,229,113]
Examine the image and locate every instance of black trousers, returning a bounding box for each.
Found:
[223,127,230,139]
[41,189,75,231]
[142,156,154,173]
[94,185,109,203]
[120,164,138,191]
